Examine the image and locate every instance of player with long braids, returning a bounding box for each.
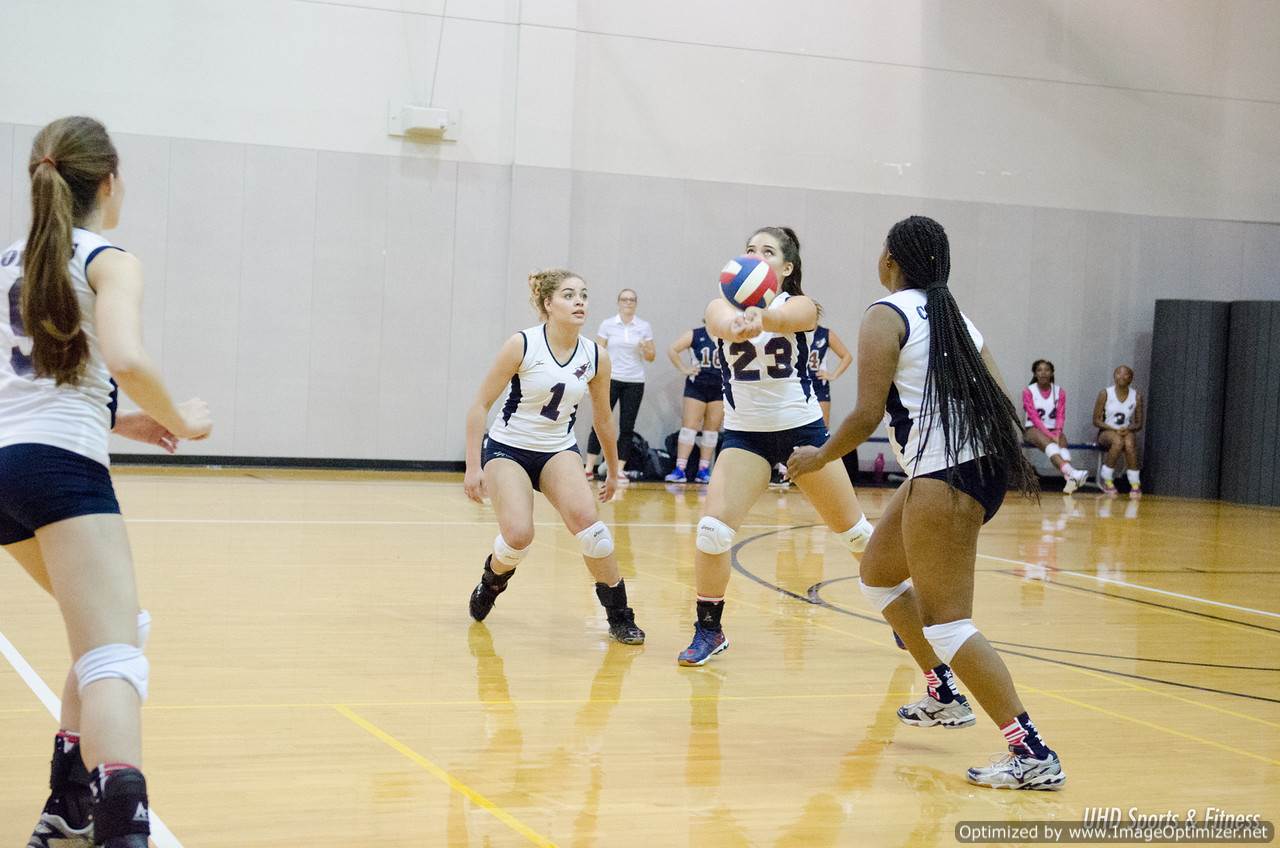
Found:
[789,216,1066,790]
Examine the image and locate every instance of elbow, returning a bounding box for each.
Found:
[106,356,146,382]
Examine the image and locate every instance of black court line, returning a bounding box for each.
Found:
[728,526,1279,705]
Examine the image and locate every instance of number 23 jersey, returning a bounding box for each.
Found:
[488,324,598,452]
[716,292,821,432]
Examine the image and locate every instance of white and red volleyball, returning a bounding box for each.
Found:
[719,256,778,310]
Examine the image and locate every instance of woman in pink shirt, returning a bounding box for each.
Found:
[1021,360,1089,494]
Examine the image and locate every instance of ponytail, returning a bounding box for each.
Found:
[22,117,118,386]
[885,216,1038,499]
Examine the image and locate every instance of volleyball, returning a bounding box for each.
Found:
[719,256,778,310]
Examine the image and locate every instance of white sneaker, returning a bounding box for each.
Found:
[897,694,976,728]
[967,747,1066,790]
[1062,468,1088,495]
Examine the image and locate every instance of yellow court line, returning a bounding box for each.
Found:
[1023,685,1280,768]
[333,704,561,848]
[614,536,1280,765]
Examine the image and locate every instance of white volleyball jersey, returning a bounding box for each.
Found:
[1104,385,1137,429]
[717,292,822,432]
[487,324,598,452]
[873,288,985,477]
[1023,384,1060,430]
[0,229,121,467]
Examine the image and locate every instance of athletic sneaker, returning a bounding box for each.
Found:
[1062,468,1088,495]
[665,467,688,483]
[28,796,93,848]
[967,747,1066,790]
[605,607,645,645]
[769,464,790,490]
[693,467,711,484]
[1100,478,1118,496]
[1129,484,1142,499]
[678,626,729,666]
[897,693,976,728]
[468,556,512,622]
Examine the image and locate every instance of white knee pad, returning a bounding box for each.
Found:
[1043,443,1062,460]
[698,431,718,452]
[678,427,698,446]
[695,516,736,555]
[74,643,149,702]
[493,534,530,567]
[922,618,980,664]
[136,609,151,650]
[859,578,911,612]
[576,521,614,559]
[839,516,875,553]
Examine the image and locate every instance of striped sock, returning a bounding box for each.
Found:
[925,664,958,704]
[1000,712,1051,758]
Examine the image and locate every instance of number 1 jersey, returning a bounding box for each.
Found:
[716,293,821,432]
[488,324,598,452]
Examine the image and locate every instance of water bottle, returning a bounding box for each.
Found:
[873,452,885,484]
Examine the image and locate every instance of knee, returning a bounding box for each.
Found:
[696,516,736,555]
[921,618,980,664]
[74,643,149,702]
[502,526,535,551]
[576,521,614,559]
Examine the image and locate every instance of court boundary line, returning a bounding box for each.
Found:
[979,554,1280,618]
[707,528,1280,764]
[333,704,560,847]
[0,628,185,848]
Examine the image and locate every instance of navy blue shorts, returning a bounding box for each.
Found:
[0,444,121,545]
[920,456,1008,524]
[482,436,580,492]
[814,380,831,403]
[721,418,829,468]
[683,378,723,404]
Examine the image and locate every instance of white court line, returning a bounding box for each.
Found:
[979,553,1280,619]
[0,629,185,847]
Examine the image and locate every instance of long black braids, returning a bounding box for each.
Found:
[886,216,1038,498]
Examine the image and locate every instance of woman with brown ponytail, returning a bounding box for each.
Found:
[0,117,212,847]
[788,216,1066,790]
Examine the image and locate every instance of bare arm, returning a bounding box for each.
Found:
[667,329,697,375]
[704,298,743,340]
[754,295,818,335]
[588,350,620,501]
[1129,392,1144,432]
[91,251,210,439]
[792,305,902,476]
[1092,390,1109,431]
[826,328,855,381]
[465,335,525,476]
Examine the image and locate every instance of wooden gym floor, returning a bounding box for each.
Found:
[1,469,1277,846]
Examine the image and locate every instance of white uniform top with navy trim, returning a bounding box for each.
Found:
[0,228,122,467]
[874,288,985,477]
[488,324,598,452]
[716,292,821,432]
[1104,385,1137,429]
[808,325,830,382]
[1023,383,1060,430]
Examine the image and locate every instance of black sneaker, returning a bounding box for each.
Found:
[27,791,93,848]
[469,556,514,622]
[89,766,149,847]
[606,607,645,645]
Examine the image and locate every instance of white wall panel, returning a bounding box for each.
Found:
[306,153,389,458]
[377,157,458,458]
[233,146,318,457]
[159,141,246,455]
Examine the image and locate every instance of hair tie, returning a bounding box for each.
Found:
[38,155,58,169]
